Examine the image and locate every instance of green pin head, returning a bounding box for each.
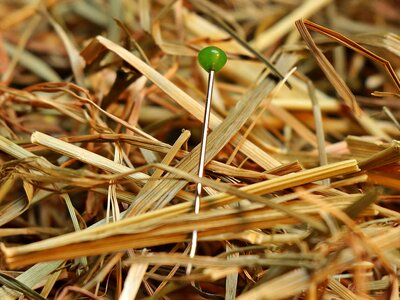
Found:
[197,46,227,73]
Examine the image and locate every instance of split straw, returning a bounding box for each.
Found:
[187,46,227,274]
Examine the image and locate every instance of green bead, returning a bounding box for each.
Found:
[197,46,227,73]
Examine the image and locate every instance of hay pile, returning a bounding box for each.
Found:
[0,0,399,299]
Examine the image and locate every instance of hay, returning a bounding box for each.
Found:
[0,0,400,299]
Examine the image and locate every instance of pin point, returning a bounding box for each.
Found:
[187,46,227,274]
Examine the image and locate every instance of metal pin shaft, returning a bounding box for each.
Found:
[187,69,215,273]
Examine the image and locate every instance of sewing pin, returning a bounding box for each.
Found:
[187,46,227,274]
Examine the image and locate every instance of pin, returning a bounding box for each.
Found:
[187,46,227,274]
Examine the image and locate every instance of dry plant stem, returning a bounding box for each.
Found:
[43,8,85,86]
[40,262,64,298]
[124,253,320,269]
[267,104,318,147]
[346,135,387,159]
[119,263,148,300]
[0,85,86,123]
[56,285,102,300]
[3,41,61,82]
[0,228,62,237]
[202,159,359,205]
[383,106,400,130]
[0,0,59,31]
[367,172,400,191]
[328,278,358,300]
[31,131,149,181]
[296,19,395,139]
[250,0,333,51]
[305,76,329,184]
[203,231,309,245]
[146,267,239,283]
[225,243,238,300]
[358,141,400,170]
[139,130,191,195]
[302,19,400,90]
[295,19,361,116]
[2,15,42,83]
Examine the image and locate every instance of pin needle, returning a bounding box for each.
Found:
[187,46,227,274]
